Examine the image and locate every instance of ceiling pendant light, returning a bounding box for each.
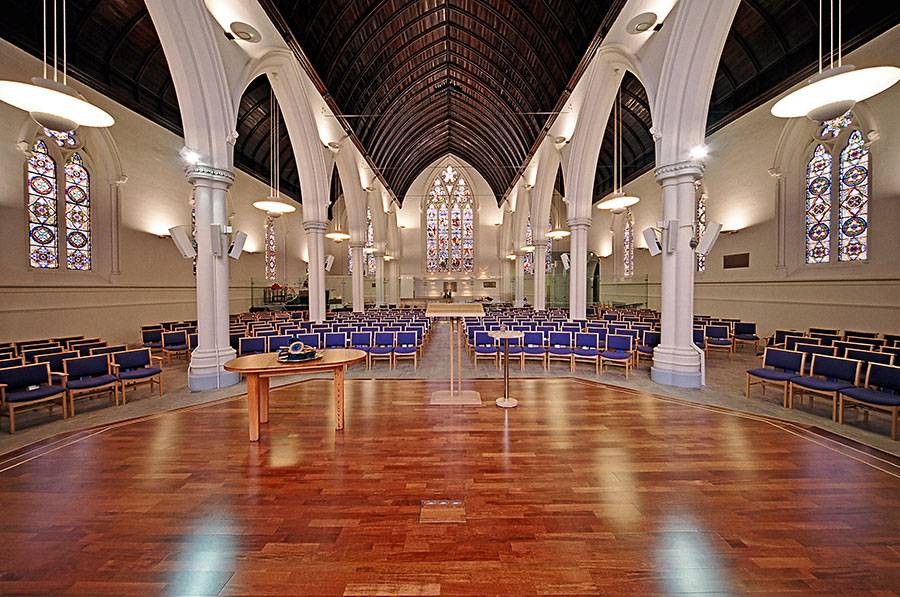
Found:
[597,83,640,212]
[252,90,296,216]
[772,0,900,121]
[0,0,114,131]
[325,199,351,242]
[546,206,570,239]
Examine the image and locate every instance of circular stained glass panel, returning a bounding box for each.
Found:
[30,176,53,195]
[841,216,867,237]
[30,225,55,245]
[842,165,867,186]
[67,185,87,203]
[808,223,830,241]
[807,176,830,195]
[67,231,88,248]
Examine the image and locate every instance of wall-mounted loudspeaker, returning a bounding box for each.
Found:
[228,230,247,260]
[642,227,662,256]
[665,220,679,253]
[168,225,196,259]
[324,254,335,272]
[560,253,570,271]
[696,222,722,256]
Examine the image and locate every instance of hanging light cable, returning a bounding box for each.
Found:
[0,0,114,131]
[597,81,640,211]
[772,0,900,122]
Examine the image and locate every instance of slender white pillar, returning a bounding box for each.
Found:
[651,160,704,388]
[533,241,547,310]
[350,242,365,312]
[567,217,591,320]
[374,253,385,306]
[186,165,238,391]
[514,253,525,308]
[304,220,327,322]
[387,260,399,306]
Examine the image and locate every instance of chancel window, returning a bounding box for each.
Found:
[425,165,475,273]
[805,112,869,264]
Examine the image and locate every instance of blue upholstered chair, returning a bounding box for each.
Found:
[733,322,760,351]
[809,332,841,347]
[350,332,372,369]
[370,332,395,368]
[90,344,127,356]
[833,340,870,357]
[843,329,878,339]
[188,333,199,352]
[573,332,600,374]
[0,363,67,432]
[22,345,63,363]
[36,351,79,385]
[794,343,837,374]
[601,334,634,378]
[771,329,801,347]
[473,331,499,369]
[692,328,705,351]
[789,354,861,420]
[141,328,163,350]
[0,356,25,369]
[295,333,321,350]
[746,347,805,407]
[845,348,894,368]
[839,363,900,440]
[64,355,119,414]
[394,331,418,369]
[784,336,819,352]
[845,336,885,349]
[547,331,573,370]
[113,348,163,402]
[324,332,347,349]
[883,334,900,347]
[637,330,661,367]
[238,337,267,356]
[267,335,292,352]
[808,327,839,336]
[161,331,188,362]
[521,331,547,369]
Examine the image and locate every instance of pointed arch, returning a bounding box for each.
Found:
[424,164,476,273]
[26,139,59,269]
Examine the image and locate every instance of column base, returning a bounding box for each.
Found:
[650,345,703,389]
[188,346,240,391]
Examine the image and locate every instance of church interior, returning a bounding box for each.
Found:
[1,1,899,594]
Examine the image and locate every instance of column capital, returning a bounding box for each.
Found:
[303,220,328,233]
[185,164,234,188]
[654,160,704,184]
[567,217,592,230]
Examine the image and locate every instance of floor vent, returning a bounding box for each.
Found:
[419,499,466,523]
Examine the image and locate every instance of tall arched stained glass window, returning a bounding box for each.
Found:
[805,144,832,264]
[695,182,707,272]
[365,206,376,276]
[425,165,475,273]
[523,217,534,274]
[838,130,868,261]
[623,208,634,278]
[64,153,91,270]
[27,140,59,269]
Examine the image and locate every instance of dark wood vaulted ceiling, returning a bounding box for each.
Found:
[1,1,898,205]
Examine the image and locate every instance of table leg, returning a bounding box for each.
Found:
[247,373,260,442]
[259,376,270,424]
[334,365,345,431]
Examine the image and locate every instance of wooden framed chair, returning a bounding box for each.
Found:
[472,331,499,369]
[113,348,163,403]
[704,324,734,356]
[546,331,573,370]
[369,332,395,368]
[64,355,120,414]
[350,332,372,369]
[393,331,418,369]
[572,332,600,374]
[161,331,189,362]
[0,363,67,433]
[794,343,836,374]
[238,336,267,356]
[839,363,900,440]
[0,356,26,369]
[636,330,660,367]
[746,347,805,407]
[520,331,547,370]
[600,334,634,378]
[733,322,760,352]
[789,354,861,420]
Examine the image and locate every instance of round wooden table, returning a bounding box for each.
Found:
[224,349,367,442]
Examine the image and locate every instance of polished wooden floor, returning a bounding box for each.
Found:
[1,378,899,596]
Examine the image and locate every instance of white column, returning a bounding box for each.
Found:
[387,260,399,306]
[533,241,547,311]
[374,253,385,307]
[651,160,704,388]
[350,242,365,312]
[514,253,525,308]
[304,220,327,322]
[568,217,591,320]
[186,165,238,391]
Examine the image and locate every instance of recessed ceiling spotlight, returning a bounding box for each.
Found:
[626,12,658,35]
[230,22,261,43]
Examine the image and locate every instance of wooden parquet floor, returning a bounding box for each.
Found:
[1,378,899,596]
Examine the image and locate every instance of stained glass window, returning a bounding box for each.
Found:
[365,206,376,276]
[838,130,868,261]
[265,215,276,280]
[43,127,78,148]
[27,140,58,269]
[545,218,553,272]
[805,144,832,264]
[64,153,91,270]
[818,111,852,141]
[523,217,534,274]
[425,165,475,273]
[623,208,634,278]
[696,183,707,272]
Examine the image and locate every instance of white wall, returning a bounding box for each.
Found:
[591,25,900,336]
[0,40,307,344]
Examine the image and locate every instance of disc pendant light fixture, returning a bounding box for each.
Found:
[597,82,640,212]
[771,0,900,121]
[0,0,114,131]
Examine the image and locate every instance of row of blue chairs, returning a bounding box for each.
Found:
[747,348,900,440]
[238,331,423,369]
[141,329,196,361]
[0,348,163,433]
